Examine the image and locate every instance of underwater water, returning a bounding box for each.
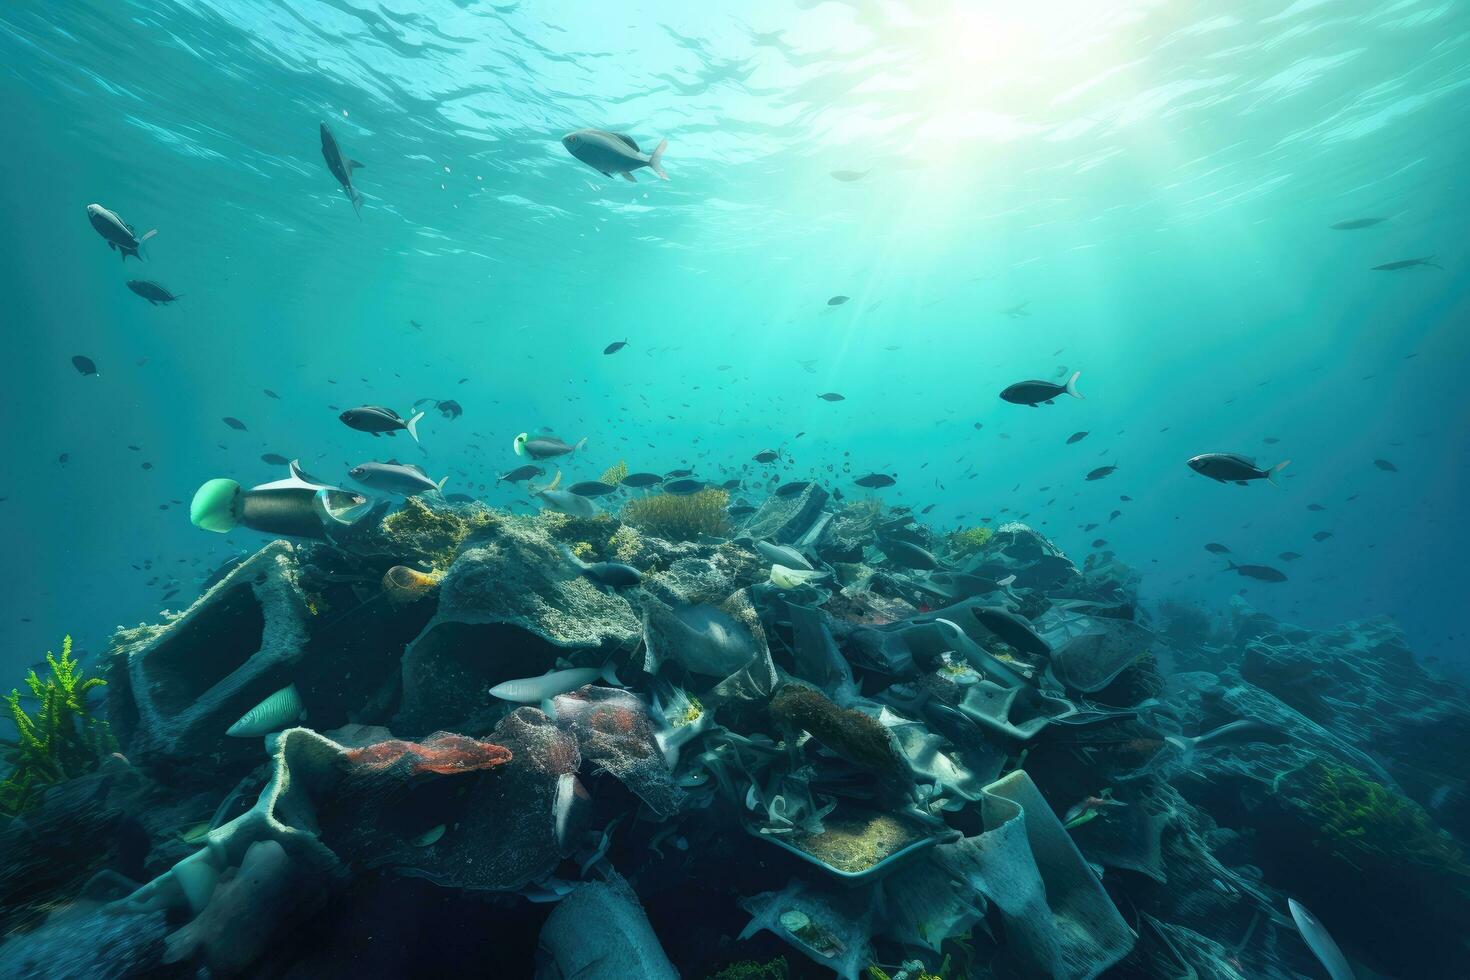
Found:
[3,1,1470,978]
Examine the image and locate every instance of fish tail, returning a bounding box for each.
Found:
[572,437,588,453]
[435,474,448,492]
[558,542,587,570]
[513,432,528,456]
[600,661,623,687]
[1267,459,1291,487]
[405,410,426,443]
[648,139,668,180]
[350,186,363,218]
[1065,371,1083,399]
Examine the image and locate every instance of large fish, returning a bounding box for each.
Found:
[126,280,180,305]
[86,204,156,261]
[349,460,447,496]
[1000,371,1083,406]
[561,129,668,182]
[320,122,365,215]
[1187,453,1289,487]
[514,433,587,460]
[489,662,622,704]
[340,406,425,442]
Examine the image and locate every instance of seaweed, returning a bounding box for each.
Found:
[379,496,496,570]
[769,685,909,804]
[1,635,117,816]
[599,459,629,485]
[944,525,993,560]
[708,956,790,980]
[622,488,731,540]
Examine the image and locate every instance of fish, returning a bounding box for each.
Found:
[1330,217,1386,230]
[1371,257,1440,271]
[752,449,781,464]
[349,460,448,495]
[620,472,664,488]
[1287,899,1355,980]
[260,453,291,466]
[775,481,813,498]
[720,479,742,491]
[662,478,707,496]
[264,389,279,399]
[1307,503,1325,511]
[126,280,180,305]
[1278,551,1302,561]
[854,473,896,488]
[882,541,938,570]
[1226,561,1287,583]
[1001,302,1031,318]
[86,204,156,261]
[830,170,869,182]
[818,392,846,402]
[1085,465,1117,481]
[320,121,365,215]
[568,480,619,498]
[1313,531,1334,542]
[1066,431,1088,444]
[536,489,597,517]
[222,417,248,431]
[665,468,694,478]
[340,406,426,443]
[1187,453,1290,486]
[1204,543,1231,555]
[226,683,305,737]
[603,340,628,355]
[497,464,545,484]
[561,129,668,181]
[827,295,850,306]
[754,540,813,571]
[560,545,642,590]
[728,504,756,518]
[412,825,446,848]
[72,355,98,376]
[514,433,586,459]
[489,662,622,704]
[1373,458,1397,472]
[1092,539,1108,548]
[1000,372,1082,406]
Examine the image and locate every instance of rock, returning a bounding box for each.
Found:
[745,483,829,544]
[535,871,678,980]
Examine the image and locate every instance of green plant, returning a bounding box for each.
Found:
[945,526,993,560]
[599,459,628,485]
[380,496,496,570]
[708,957,789,980]
[622,488,730,540]
[1,636,117,816]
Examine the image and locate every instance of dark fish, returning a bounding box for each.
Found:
[320,121,364,215]
[883,540,938,570]
[1263,436,1279,444]
[562,545,641,590]
[603,340,628,355]
[1278,551,1302,561]
[261,453,291,466]
[1307,503,1325,511]
[775,481,813,499]
[728,504,757,517]
[561,129,668,181]
[1371,257,1439,271]
[972,607,1049,657]
[1204,543,1231,555]
[72,355,98,376]
[1085,465,1117,481]
[854,473,896,489]
[342,406,425,442]
[264,389,280,399]
[827,295,850,306]
[497,464,545,484]
[1373,458,1397,472]
[1066,431,1088,444]
[1329,217,1387,230]
[664,468,694,478]
[1313,531,1333,542]
[818,392,846,402]
[517,433,585,460]
[662,478,707,495]
[222,417,248,431]
[568,480,619,498]
[1092,538,1107,548]
[126,280,179,305]
[86,203,156,261]
[444,492,476,504]
[1187,453,1289,486]
[1000,372,1082,406]
[621,472,664,488]
[720,478,742,490]
[432,399,463,420]
[1226,561,1287,583]
[753,449,781,463]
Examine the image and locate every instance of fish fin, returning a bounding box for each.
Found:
[350,159,365,170]
[1267,459,1291,487]
[648,138,668,180]
[140,229,158,243]
[1065,370,1083,399]
[350,186,362,218]
[622,171,637,183]
[405,410,425,443]
[600,662,623,687]
[436,475,448,491]
[540,698,557,719]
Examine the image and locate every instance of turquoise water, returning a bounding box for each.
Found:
[2,0,1468,678]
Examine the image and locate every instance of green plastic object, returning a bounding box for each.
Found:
[191,478,241,532]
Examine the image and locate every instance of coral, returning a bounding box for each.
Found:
[623,488,731,540]
[570,541,594,561]
[710,957,790,980]
[1286,759,1470,876]
[1,636,116,816]
[599,459,629,485]
[769,685,908,803]
[611,524,644,563]
[379,496,496,570]
[944,525,993,560]
[786,808,925,874]
[342,732,513,776]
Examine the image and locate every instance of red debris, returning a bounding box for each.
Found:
[343,732,512,775]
